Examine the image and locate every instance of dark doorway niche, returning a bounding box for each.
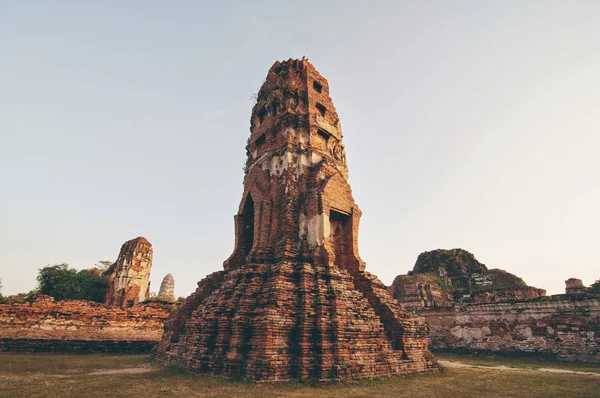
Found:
[255,134,266,147]
[257,107,268,124]
[317,128,331,140]
[313,80,323,93]
[329,210,350,270]
[242,195,255,258]
[315,102,326,117]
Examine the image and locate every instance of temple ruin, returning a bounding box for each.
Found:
[389,249,546,309]
[157,273,175,302]
[565,278,587,295]
[390,249,599,363]
[153,59,439,381]
[0,237,174,353]
[104,237,153,308]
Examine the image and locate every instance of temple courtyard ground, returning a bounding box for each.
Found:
[0,353,598,397]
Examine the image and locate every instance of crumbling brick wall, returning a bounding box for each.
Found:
[419,296,600,363]
[0,295,174,352]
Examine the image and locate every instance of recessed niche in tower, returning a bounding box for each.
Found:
[241,195,254,258]
[257,106,268,123]
[316,102,326,117]
[255,134,265,147]
[317,128,331,141]
[313,80,323,93]
[330,210,351,271]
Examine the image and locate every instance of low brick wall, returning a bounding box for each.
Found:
[418,296,600,363]
[0,296,173,353]
[0,338,157,353]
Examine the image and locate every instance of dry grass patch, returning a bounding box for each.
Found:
[0,353,598,398]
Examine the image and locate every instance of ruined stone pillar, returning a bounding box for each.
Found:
[104,237,153,308]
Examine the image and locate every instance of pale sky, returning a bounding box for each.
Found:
[1,1,598,297]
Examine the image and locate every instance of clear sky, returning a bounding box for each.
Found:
[1,1,598,297]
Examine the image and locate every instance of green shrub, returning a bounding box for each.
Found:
[37,263,108,302]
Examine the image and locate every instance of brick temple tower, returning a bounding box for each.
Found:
[154,59,438,381]
[104,237,153,308]
[222,59,360,272]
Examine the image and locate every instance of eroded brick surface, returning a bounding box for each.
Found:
[390,249,599,363]
[104,237,153,308]
[153,59,438,382]
[389,249,546,309]
[0,295,174,352]
[419,296,600,363]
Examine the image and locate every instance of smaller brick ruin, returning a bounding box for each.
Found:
[104,237,153,308]
[0,295,173,353]
[390,249,599,363]
[565,278,587,295]
[0,237,176,353]
[389,249,546,309]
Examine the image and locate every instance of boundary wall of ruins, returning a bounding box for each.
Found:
[0,296,174,353]
[417,295,599,363]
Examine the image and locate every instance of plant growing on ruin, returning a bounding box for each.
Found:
[589,279,600,294]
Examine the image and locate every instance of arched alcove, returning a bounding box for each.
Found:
[242,194,255,258]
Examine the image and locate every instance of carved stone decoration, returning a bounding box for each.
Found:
[153,59,439,382]
[104,237,153,308]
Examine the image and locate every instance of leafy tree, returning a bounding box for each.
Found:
[37,263,109,302]
[0,278,3,304]
[589,279,600,294]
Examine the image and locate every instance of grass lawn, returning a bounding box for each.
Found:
[0,353,597,398]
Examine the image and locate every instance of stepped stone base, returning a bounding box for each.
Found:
[153,263,438,382]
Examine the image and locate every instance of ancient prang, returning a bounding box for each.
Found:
[104,237,153,308]
[154,59,438,381]
[158,273,175,302]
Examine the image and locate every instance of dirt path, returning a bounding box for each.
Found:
[88,364,155,375]
[438,360,600,377]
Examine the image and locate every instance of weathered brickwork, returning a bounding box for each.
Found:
[390,250,599,363]
[419,296,600,363]
[565,278,587,295]
[104,237,153,308]
[390,249,545,309]
[153,59,438,382]
[0,295,173,352]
